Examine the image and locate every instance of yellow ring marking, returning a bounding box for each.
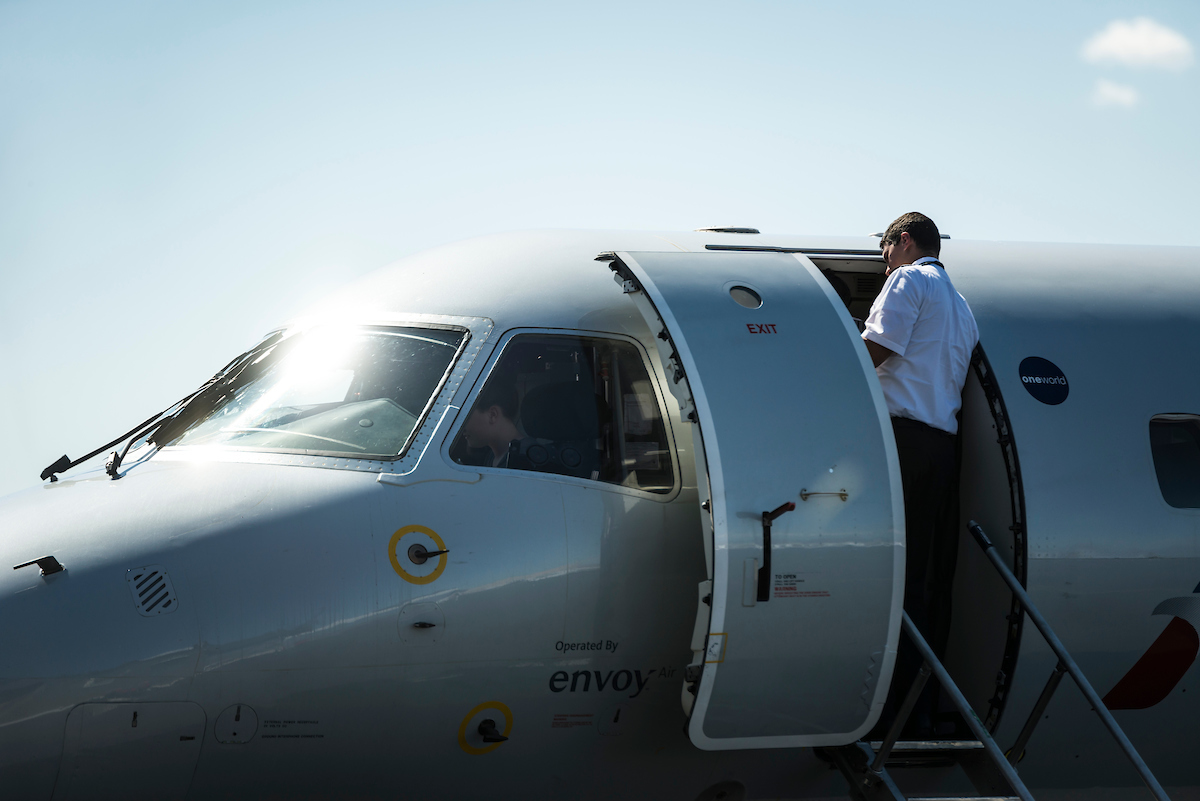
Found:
[457,701,513,755]
[388,525,449,585]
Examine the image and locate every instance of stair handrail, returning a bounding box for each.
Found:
[968,521,1170,801]
[896,611,1036,801]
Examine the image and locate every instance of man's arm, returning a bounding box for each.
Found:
[861,270,915,369]
[865,338,897,368]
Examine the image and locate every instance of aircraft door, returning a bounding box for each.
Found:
[607,250,904,749]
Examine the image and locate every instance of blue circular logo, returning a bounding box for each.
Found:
[1019,357,1069,405]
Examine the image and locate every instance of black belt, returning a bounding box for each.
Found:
[891,416,954,437]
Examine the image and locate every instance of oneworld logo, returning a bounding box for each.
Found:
[1018,357,1069,405]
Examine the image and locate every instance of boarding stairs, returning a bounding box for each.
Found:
[822,521,1170,801]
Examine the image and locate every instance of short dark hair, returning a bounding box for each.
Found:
[881,212,940,257]
[475,377,519,421]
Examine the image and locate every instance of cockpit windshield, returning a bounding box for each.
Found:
[170,325,466,459]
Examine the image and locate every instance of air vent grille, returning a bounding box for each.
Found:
[126,565,178,616]
[855,275,882,297]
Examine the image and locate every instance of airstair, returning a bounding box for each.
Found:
[822,521,1171,801]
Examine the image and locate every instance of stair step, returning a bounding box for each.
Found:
[869,739,985,752]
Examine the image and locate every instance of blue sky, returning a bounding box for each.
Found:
[1,1,1197,496]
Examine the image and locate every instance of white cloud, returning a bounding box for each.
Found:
[1092,79,1139,108]
[1082,18,1194,70]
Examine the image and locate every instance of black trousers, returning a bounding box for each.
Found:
[885,416,960,729]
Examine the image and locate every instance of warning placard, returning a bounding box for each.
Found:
[773,573,830,599]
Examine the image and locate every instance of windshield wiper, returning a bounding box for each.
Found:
[40,331,287,483]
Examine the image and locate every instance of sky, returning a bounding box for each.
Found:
[1,0,1197,498]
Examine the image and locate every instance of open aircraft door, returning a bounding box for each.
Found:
[604,250,905,749]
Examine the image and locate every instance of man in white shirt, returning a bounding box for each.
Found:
[863,212,978,736]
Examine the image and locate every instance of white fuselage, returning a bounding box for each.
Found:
[1,229,1197,800]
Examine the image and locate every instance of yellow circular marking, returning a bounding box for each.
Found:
[388,525,449,585]
[457,701,513,755]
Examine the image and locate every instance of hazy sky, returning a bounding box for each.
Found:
[2,1,1197,497]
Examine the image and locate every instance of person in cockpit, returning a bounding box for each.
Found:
[452,335,673,490]
[458,380,526,468]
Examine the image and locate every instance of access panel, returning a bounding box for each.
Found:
[609,250,904,749]
[54,702,206,800]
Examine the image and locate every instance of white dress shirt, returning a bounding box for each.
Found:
[862,256,979,434]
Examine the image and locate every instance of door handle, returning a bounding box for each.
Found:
[758,502,796,603]
[478,718,508,743]
[12,556,65,576]
[408,544,450,565]
[799,488,848,501]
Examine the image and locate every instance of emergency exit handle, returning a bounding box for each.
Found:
[758,502,796,603]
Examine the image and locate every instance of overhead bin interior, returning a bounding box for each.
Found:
[808,257,887,327]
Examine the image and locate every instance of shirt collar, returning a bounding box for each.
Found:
[913,256,943,267]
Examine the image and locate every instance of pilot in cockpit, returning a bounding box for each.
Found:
[455,372,600,478]
[451,334,674,492]
[458,380,526,468]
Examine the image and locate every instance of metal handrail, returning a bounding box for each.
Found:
[887,613,1036,801]
[968,521,1170,801]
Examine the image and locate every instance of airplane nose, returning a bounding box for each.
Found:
[0,454,387,797]
[0,481,202,677]
[0,480,201,797]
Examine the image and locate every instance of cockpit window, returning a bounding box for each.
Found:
[1149,415,1200,509]
[171,326,466,459]
[450,334,675,493]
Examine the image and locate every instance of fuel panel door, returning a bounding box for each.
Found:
[609,250,904,749]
